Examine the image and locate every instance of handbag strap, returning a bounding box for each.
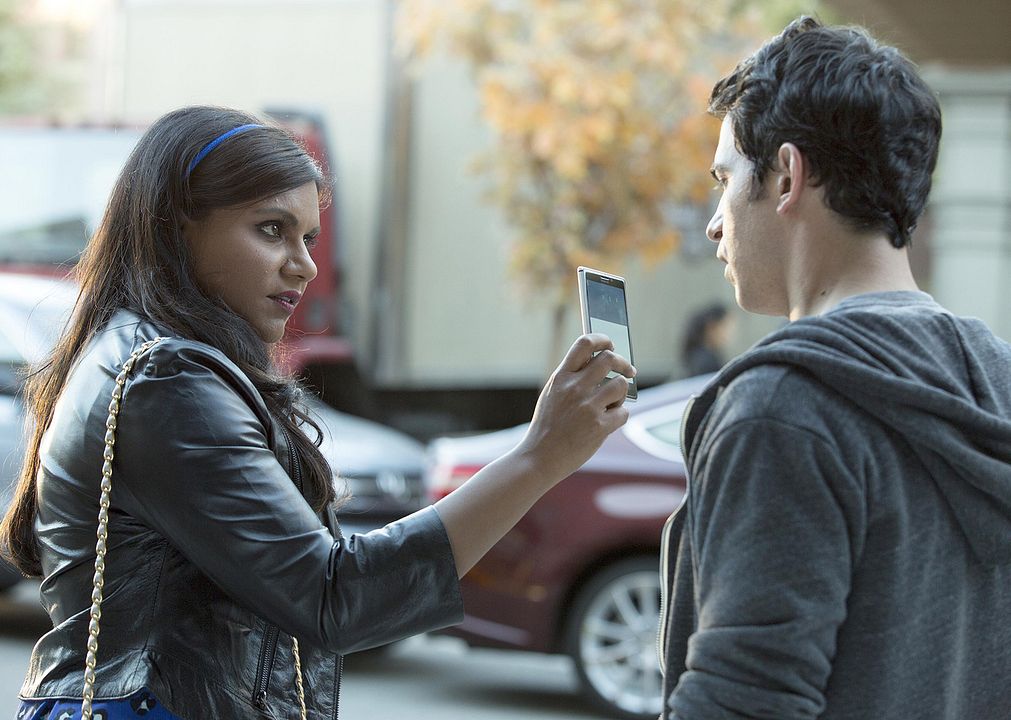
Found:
[80,337,307,720]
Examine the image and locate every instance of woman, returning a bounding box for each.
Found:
[0,106,633,720]
[680,303,733,377]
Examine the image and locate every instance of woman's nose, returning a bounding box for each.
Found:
[286,245,318,282]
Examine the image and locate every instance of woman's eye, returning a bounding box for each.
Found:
[260,222,283,238]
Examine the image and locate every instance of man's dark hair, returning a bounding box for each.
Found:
[709,16,942,248]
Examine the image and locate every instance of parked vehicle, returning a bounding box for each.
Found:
[0,272,426,590]
[425,376,712,720]
[0,273,80,590]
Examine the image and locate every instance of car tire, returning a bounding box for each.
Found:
[565,555,663,720]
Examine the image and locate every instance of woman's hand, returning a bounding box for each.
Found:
[517,333,636,480]
[434,333,636,577]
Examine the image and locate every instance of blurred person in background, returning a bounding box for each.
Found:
[0,105,634,720]
[679,302,733,377]
[660,16,1011,720]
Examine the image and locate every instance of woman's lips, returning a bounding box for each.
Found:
[269,294,299,314]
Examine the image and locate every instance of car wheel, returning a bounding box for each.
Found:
[566,556,663,720]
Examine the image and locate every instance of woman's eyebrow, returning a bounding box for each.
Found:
[252,207,298,224]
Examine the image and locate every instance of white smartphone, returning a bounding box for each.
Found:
[577,266,637,401]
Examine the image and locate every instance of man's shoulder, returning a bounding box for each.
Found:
[717,363,842,418]
[701,362,863,448]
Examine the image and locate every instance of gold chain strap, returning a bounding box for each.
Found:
[292,637,307,720]
[80,337,309,720]
[82,337,164,720]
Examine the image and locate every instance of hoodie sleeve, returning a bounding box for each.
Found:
[667,416,863,720]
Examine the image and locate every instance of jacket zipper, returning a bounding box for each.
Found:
[253,623,280,709]
[333,654,343,720]
[332,514,346,720]
[253,424,300,712]
[280,424,303,494]
[281,422,347,719]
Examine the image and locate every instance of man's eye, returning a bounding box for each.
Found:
[304,235,319,252]
[260,222,282,238]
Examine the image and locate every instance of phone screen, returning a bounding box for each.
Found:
[580,268,637,400]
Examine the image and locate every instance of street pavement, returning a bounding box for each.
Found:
[1,581,609,719]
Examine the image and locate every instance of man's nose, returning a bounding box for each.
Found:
[706,212,723,243]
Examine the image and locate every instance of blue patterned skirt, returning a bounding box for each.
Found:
[16,689,182,720]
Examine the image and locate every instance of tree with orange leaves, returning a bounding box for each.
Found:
[397,0,765,357]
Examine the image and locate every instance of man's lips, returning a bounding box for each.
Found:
[717,253,733,283]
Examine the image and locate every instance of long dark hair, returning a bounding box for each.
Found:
[1,106,339,577]
[708,16,941,248]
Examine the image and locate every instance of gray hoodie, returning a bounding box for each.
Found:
[661,291,1011,720]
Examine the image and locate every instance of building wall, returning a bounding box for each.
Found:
[925,68,1011,342]
[825,0,1011,342]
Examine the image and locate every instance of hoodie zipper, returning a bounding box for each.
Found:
[656,395,697,675]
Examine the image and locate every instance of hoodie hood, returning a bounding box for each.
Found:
[684,291,1011,566]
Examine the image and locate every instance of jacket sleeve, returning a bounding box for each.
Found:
[667,417,863,720]
[112,341,463,654]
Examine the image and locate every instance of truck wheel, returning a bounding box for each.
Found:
[565,556,663,720]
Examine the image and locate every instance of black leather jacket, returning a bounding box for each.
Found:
[20,311,463,719]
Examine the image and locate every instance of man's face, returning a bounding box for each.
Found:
[706,117,788,316]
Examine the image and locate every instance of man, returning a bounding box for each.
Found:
[660,16,1011,720]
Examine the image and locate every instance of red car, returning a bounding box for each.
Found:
[425,376,711,719]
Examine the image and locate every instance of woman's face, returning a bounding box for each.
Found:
[185,181,320,343]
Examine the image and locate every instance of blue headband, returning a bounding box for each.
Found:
[185,123,263,177]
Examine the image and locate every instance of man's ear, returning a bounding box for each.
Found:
[775,142,806,215]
